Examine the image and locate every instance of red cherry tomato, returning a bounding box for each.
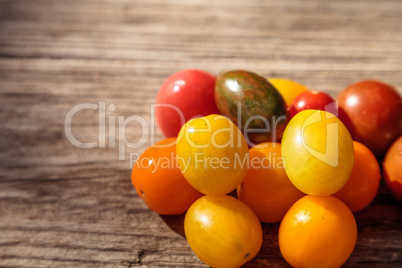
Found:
[155,69,219,137]
[289,90,335,118]
[337,80,402,157]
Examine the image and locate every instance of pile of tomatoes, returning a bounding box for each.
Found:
[131,69,402,268]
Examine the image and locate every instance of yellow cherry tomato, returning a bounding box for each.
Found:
[279,195,357,268]
[176,114,249,195]
[281,110,354,196]
[185,195,263,268]
[268,78,308,107]
[237,142,305,223]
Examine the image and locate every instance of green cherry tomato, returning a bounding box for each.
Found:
[215,70,289,145]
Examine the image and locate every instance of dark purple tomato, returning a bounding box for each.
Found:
[289,90,336,118]
[155,69,219,137]
[337,80,402,157]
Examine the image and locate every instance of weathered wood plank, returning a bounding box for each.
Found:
[0,0,401,267]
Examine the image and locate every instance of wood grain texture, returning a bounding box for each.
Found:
[0,0,401,267]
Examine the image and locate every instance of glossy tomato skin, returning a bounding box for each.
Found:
[185,195,263,268]
[333,141,381,212]
[383,136,402,203]
[237,142,305,223]
[215,70,289,145]
[131,138,203,215]
[289,90,336,118]
[337,80,402,157]
[279,195,357,268]
[156,69,219,137]
[281,110,354,196]
[176,114,249,195]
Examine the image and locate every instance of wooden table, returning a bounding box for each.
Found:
[0,0,401,267]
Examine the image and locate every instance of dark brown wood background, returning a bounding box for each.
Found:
[0,0,401,267]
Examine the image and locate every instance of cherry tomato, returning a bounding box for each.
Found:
[184,195,263,268]
[337,80,402,157]
[131,138,203,215]
[215,71,289,145]
[281,110,354,196]
[383,136,402,203]
[333,141,381,212]
[176,114,249,195]
[155,69,219,137]
[279,195,357,268]
[268,78,309,107]
[237,142,305,223]
[289,90,336,118]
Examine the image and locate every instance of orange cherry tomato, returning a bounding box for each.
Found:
[279,195,357,268]
[237,142,305,223]
[333,141,381,212]
[131,138,203,215]
[184,195,263,268]
[383,136,402,203]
